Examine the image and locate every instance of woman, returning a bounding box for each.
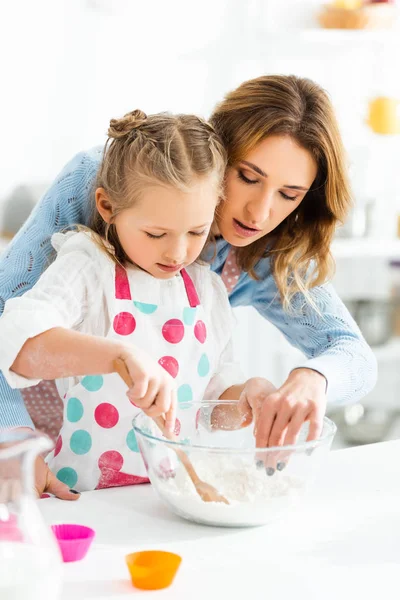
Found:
[0,75,376,499]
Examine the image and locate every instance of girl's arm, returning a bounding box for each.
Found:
[0,148,102,428]
[0,235,104,391]
[11,326,177,431]
[200,271,278,433]
[11,327,125,381]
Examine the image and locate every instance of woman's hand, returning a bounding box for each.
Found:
[253,368,327,449]
[35,455,81,500]
[118,346,177,433]
[0,428,80,500]
[239,370,326,474]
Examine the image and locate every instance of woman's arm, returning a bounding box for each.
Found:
[227,258,377,450]
[246,261,377,406]
[0,148,102,427]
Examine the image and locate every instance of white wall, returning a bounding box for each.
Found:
[2,1,400,208]
[2,0,400,404]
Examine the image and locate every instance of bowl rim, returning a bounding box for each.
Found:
[132,401,337,454]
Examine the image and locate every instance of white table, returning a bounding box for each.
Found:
[39,441,400,600]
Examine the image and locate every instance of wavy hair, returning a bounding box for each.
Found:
[210,75,351,309]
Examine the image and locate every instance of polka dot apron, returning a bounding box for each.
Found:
[46,264,217,492]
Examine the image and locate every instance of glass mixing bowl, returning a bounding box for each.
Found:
[133,401,336,527]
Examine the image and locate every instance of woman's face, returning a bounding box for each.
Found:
[216,135,318,247]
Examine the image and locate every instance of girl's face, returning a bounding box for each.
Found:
[97,178,218,278]
[216,135,318,246]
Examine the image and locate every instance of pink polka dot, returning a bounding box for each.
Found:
[98,450,124,472]
[174,418,181,436]
[94,403,119,428]
[194,320,207,343]
[162,319,184,344]
[54,435,62,457]
[158,356,179,378]
[113,312,136,336]
[40,493,51,499]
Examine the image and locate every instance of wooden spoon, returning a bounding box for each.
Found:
[113,359,229,505]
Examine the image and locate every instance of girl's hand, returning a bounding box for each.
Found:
[118,346,177,432]
[238,377,277,442]
[210,378,276,431]
[35,455,81,500]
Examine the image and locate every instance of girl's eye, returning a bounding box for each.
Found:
[189,230,207,237]
[280,191,298,201]
[237,170,258,185]
[145,232,165,239]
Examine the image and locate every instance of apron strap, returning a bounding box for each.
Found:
[115,263,199,307]
[181,268,200,307]
[115,264,132,300]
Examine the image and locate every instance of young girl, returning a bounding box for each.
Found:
[0,110,272,493]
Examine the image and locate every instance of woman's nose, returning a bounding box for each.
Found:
[246,191,273,225]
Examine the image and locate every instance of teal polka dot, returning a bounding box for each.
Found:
[197,353,210,377]
[56,467,78,489]
[134,301,158,314]
[126,429,139,452]
[81,375,103,392]
[183,307,197,326]
[178,384,193,407]
[70,430,92,455]
[67,397,83,423]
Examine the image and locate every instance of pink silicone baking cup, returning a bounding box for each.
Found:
[51,523,95,562]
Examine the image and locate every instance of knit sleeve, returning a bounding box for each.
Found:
[0,148,102,427]
[251,270,377,407]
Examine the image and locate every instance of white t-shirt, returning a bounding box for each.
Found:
[0,231,243,399]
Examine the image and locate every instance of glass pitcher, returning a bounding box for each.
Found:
[0,429,62,600]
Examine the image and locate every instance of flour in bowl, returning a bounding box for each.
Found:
[151,454,306,527]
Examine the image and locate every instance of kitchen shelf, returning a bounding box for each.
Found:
[257,27,400,46]
[332,238,400,259]
[288,28,400,44]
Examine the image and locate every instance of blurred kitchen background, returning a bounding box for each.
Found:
[1,0,400,448]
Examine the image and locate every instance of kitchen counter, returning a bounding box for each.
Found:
[39,440,400,600]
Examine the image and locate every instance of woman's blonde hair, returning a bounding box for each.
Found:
[210,75,351,309]
[90,110,227,264]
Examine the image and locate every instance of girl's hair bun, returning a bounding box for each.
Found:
[108,109,147,139]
